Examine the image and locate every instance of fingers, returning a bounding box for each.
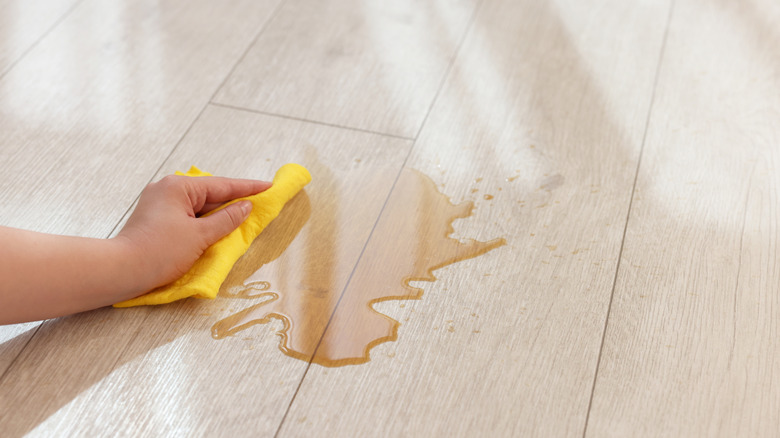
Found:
[198,202,224,216]
[187,176,272,210]
[198,200,253,245]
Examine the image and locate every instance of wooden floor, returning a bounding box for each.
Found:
[1,0,779,436]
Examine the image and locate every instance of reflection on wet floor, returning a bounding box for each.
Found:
[212,168,505,367]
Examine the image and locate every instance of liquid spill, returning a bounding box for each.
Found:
[212,168,505,367]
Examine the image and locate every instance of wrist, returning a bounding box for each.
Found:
[108,235,151,301]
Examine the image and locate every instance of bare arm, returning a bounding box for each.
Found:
[0,174,271,325]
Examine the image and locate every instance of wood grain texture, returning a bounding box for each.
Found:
[587,0,780,435]
[0,321,38,372]
[0,0,280,237]
[0,104,413,437]
[278,0,672,436]
[213,0,479,138]
[0,0,81,75]
[2,0,777,435]
[0,0,282,405]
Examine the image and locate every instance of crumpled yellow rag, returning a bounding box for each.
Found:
[114,163,311,307]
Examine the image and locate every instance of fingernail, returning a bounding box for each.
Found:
[240,201,252,215]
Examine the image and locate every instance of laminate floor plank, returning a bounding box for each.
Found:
[0,104,413,437]
[213,0,479,138]
[277,0,672,436]
[587,0,780,435]
[0,0,283,401]
[0,321,39,373]
[0,0,82,76]
[2,0,774,436]
[0,0,281,237]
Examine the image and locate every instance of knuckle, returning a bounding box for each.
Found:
[151,175,194,201]
[157,174,182,187]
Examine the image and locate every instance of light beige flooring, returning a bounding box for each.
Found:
[1,0,778,436]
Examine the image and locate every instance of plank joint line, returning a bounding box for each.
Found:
[0,0,86,82]
[581,0,677,435]
[0,323,44,385]
[272,1,487,435]
[208,101,415,141]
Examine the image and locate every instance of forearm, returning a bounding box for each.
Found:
[0,173,270,324]
[0,226,144,324]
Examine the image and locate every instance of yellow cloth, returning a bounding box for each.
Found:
[114,163,311,307]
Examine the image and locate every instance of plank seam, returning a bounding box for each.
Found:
[0,322,44,385]
[581,0,677,435]
[135,0,289,194]
[0,0,86,81]
[0,0,96,389]
[209,101,415,141]
[0,0,288,404]
[108,0,289,237]
[272,1,487,435]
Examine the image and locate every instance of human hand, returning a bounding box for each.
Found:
[116,174,271,294]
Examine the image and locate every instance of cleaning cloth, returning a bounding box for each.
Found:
[114,163,311,307]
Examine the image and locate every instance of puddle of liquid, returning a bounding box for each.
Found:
[212,168,505,367]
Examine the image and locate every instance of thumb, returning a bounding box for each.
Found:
[198,200,252,245]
